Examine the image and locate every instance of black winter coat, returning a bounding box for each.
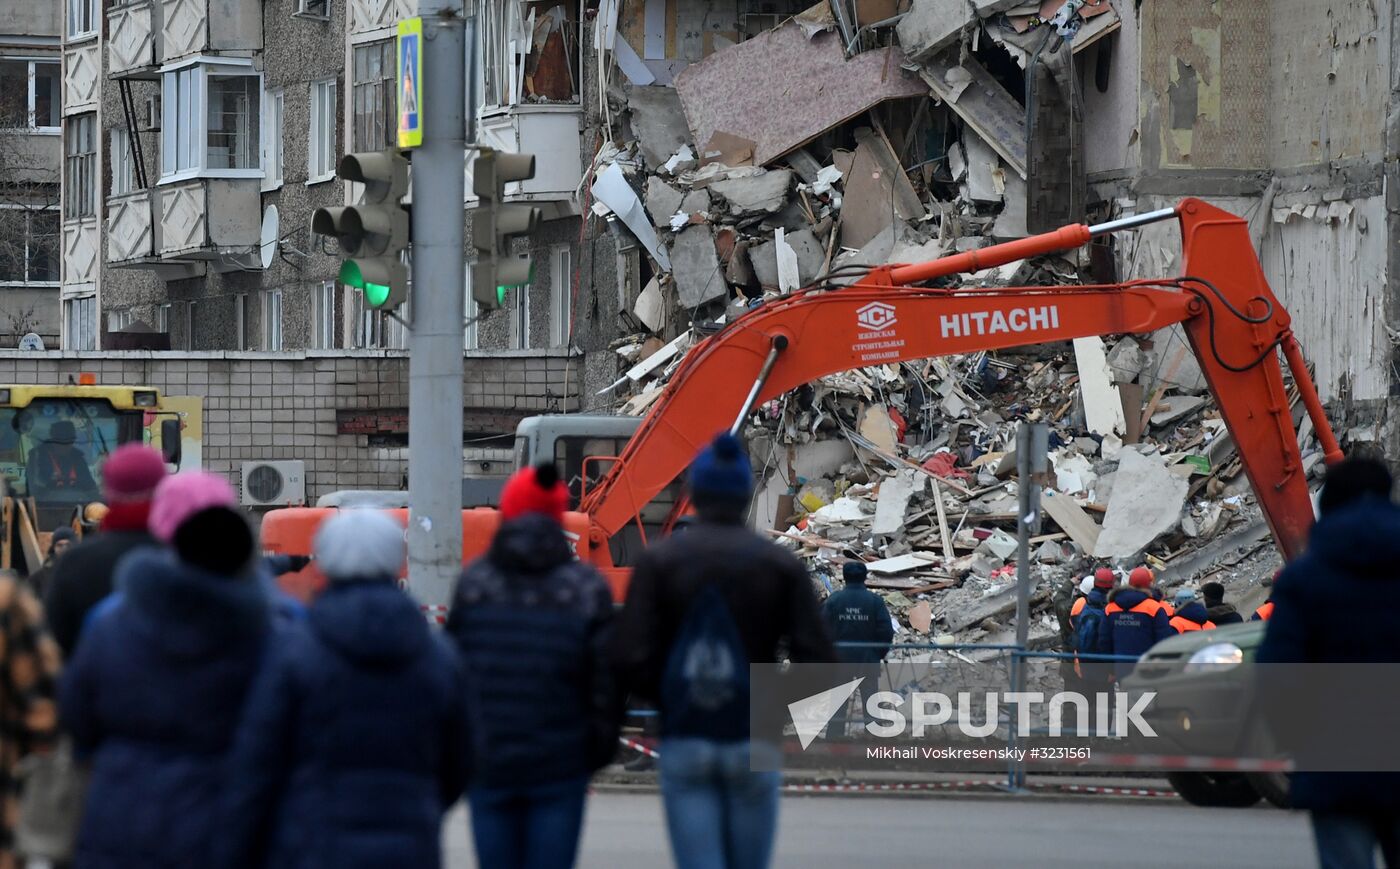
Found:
[217,581,467,869]
[446,515,619,790]
[45,529,158,658]
[611,517,835,731]
[821,583,894,664]
[58,549,271,869]
[1257,496,1400,812]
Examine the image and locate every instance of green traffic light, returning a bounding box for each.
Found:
[339,260,393,308]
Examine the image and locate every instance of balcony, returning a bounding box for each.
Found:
[107,179,258,275]
[159,0,261,64]
[471,105,584,219]
[108,0,161,79]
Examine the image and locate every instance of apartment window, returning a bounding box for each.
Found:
[549,245,571,348]
[160,61,262,181]
[312,280,335,349]
[107,310,135,333]
[463,272,478,350]
[510,285,530,350]
[479,3,579,108]
[64,296,96,350]
[110,128,135,196]
[261,89,283,191]
[0,60,59,131]
[157,303,171,334]
[308,79,336,183]
[67,0,97,40]
[64,114,96,219]
[233,293,247,350]
[0,206,59,284]
[263,290,283,351]
[352,40,395,151]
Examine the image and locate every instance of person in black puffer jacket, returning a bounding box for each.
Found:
[217,509,467,869]
[59,471,271,869]
[446,463,619,869]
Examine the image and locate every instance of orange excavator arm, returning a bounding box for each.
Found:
[581,199,1342,571]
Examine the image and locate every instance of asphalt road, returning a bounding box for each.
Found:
[444,791,1315,868]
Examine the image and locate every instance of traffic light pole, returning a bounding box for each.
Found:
[406,0,466,607]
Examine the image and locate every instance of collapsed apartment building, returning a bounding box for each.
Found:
[564,0,1397,644]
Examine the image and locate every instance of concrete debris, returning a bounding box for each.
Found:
[1094,450,1190,559]
[593,0,1281,640]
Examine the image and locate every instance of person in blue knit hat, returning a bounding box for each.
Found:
[612,432,833,869]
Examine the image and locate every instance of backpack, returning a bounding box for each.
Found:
[1074,601,1106,656]
[660,581,750,741]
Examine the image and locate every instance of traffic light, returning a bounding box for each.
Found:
[470,149,541,310]
[312,150,410,309]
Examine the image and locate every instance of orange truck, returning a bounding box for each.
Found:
[261,199,1341,603]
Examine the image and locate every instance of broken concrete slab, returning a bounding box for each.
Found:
[841,127,926,248]
[1106,337,1146,384]
[751,227,826,289]
[1073,336,1126,438]
[775,228,801,294]
[858,403,899,455]
[874,469,923,535]
[591,162,671,270]
[897,0,969,62]
[710,169,794,217]
[991,169,1028,238]
[868,552,939,575]
[1094,450,1190,559]
[674,21,926,167]
[1151,395,1209,427]
[919,52,1027,177]
[1142,325,1208,394]
[1041,489,1102,554]
[670,225,727,307]
[627,85,693,172]
[811,496,871,524]
[645,177,684,229]
[961,131,1002,204]
[634,276,667,333]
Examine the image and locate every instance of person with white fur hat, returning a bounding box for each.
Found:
[217,509,468,869]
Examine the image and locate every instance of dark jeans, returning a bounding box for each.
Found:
[469,776,589,869]
[1312,811,1400,869]
[659,738,781,869]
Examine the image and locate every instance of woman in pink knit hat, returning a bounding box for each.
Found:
[59,471,273,869]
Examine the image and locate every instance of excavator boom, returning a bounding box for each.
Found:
[581,199,1342,573]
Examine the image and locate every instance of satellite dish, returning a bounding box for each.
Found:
[259,205,280,270]
[17,333,44,351]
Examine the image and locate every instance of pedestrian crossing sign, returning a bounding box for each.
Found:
[397,18,423,149]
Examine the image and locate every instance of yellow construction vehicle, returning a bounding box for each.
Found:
[0,377,202,574]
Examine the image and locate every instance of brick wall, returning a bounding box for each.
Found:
[0,349,582,503]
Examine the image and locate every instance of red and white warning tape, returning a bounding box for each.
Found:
[1053,784,1178,798]
[420,604,449,625]
[785,779,999,794]
[1089,754,1292,773]
[619,736,660,759]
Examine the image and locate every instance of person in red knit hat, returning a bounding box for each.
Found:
[44,443,168,658]
[446,463,619,869]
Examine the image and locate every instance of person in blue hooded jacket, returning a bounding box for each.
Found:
[821,561,892,737]
[217,509,467,869]
[1097,566,1173,679]
[1258,457,1400,869]
[59,471,272,869]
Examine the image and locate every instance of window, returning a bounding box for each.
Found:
[107,310,135,332]
[463,272,478,350]
[263,290,283,351]
[510,285,530,350]
[312,280,335,349]
[157,303,171,334]
[0,60,59,131]
[549,245,571,348]
[233,293,247,350]
[479,3,579,108]
[352,40,395,151]
[308,79,336,183]
[0,206,59,284]
[64,296,96,350]
[160,61,263,181]
[67,0,96,40]
[110,128,135,196]
[261,89,283,191]
[351,292,407,349]
[64,114,96,219]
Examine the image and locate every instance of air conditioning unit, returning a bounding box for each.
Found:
[143,95,160,132]
[292,0,330,20]
[241,460,306,507]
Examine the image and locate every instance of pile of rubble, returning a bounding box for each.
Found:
[587,1,1311,644]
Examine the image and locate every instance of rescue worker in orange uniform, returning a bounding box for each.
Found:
[1098,565,1173,679]
[1251,598,1274,621]
[1168,588,1216,633]
[1070,568,1115,625]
